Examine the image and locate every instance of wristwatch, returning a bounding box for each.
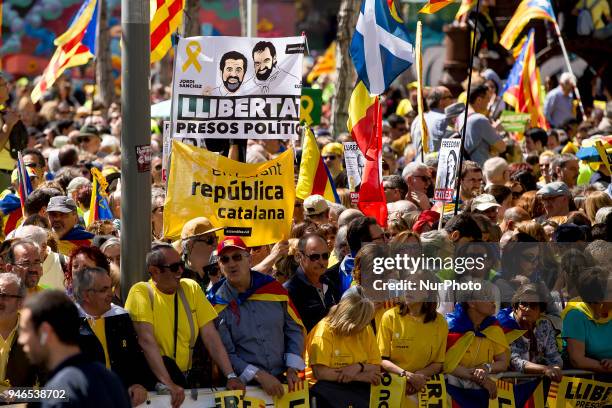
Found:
[227,372,238,380]
[483,363,492,374]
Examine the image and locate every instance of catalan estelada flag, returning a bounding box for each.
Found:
[150,0,185,63]
[208,271,305,331]
[0,193,23,236]
[501,29,549,130]
[500,0,557,51]
[296,127,340,203]
[87,167,114,226]
[307,42,336,83]
[496,307,527,345]
[57,226,94,256]
[347,81,387,227]
[16,152,34,215]
[419,0,453,14]
[31,0,98,103]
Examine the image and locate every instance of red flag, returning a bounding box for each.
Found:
[347,81,387,227]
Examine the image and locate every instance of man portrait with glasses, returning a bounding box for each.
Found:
[174,217,223,293]
[284,233,337,332]
[0,273,38,388]
[5,238,44,295]
[125,243,244,408]
[209,236,306,398]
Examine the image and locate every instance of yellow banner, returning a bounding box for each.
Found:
[214,390,243,408]
[547,377,612,408]
[370,372,407,408]
[418,374,448,408]
[489,379,515,408]
[164,141,295,246]
[274,383,310,408]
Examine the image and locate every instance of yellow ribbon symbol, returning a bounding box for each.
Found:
[182,41,202,73]
[300,95,314,125]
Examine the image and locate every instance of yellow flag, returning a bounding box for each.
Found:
[163,141,295,246]
[370,372,406,408]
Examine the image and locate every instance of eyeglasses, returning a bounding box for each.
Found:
[0,292,23,300]
[323,155,336,161]
[302,252,329,262]
[88,286,112,294]
[194,235,217,246]
[152,206,164,214]
[78,136,91,143]
[13,261,42,269]
[157,262,183,273]
[518,301,540,310]
[25,162,41,169]
[219,253,245,264]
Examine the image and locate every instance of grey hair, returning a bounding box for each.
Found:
[13,225,48,249]
[328,202,346,220]
[550,153,577,179]
[100,237,120,253]
[151,187,166,207]
[5,238,41,265]
[402,162,428,180]
[559,72,576,86]
[73,267,110,303]
[334,226,349,259]
[146,242,175,270]
[0,272,26,298]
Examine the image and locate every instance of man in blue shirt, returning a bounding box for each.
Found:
[410,86,454,156]
[544,72,576,128]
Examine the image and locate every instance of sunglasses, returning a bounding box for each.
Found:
[0,293,23,300]
[303,252,329,262]
[194,235,216,246]
[323,155,336,161]
[78,136,92,143]
[157,262,183,273]
[219,253,245,264]
[154,164,162,171]
[518,301,540,310]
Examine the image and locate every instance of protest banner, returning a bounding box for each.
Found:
[300,88,322,125]
[214,390,243,408]
[274,383,310,408]
[500,111,531,133]
[488,379,515,408]
[418,374,448,408]
[163,141,295,246]
[343,141,365,204]
[172,36,305,141]
[370,372,406,408]
[434,139,461,202]
[547,376,612,408]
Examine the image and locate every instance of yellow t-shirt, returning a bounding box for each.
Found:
[574,0,611,30]
[308,319,381,369]
[125,278,217,372]
[459,328,507,369]
[0,322,17,383]
[377,307,448,373]
[88,318,110,369]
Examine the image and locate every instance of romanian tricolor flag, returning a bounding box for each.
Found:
[419,0,453,14]
[208,271,305,331]
[31,0,98,103]
[296,127,340,203]
[150,0,185,63]
[57,226,94,256]
[347,81,387,226]
[500,0,557,51]
[501,29,549,130]
[87,167,114,226]
[306,42,336,84]
[444,303,508,373]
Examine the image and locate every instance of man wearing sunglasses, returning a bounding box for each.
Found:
[209,236,306,398]
[284,233,337,332]
[125,243,244,408]
[174,217,223,293]
[0,273,38,387]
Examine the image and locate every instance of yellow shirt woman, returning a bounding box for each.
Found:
[377,306,448,373]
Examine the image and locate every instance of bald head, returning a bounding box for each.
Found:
[501,207,530,232]
[338,209,364,228]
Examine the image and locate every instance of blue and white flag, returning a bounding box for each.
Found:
[350,0,415,96]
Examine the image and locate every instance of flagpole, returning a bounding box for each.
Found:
[454,0,481,216]
[552,22,586,119]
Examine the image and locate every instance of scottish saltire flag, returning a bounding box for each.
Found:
[87,168,113,226]
[350,0,415,96]
[500,0,557,50]
[16,152,34,214]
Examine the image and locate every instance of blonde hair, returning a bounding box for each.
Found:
[324,286,374,336]
[584,191,612,224]
[516,220,547,242]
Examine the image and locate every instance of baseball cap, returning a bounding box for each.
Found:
[321,143,343,157]
[471,194,501,212]
[47,196,77,213]
[78,124,101,139]
[217,236,249,255]
[303,195,329,216]
[445,102,466,120]
[536,181,570,198]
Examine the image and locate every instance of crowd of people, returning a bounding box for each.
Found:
[0,53,611,408]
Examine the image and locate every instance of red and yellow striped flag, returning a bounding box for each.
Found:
[31,0,98,103]
[419,0,453,14]
[150,0,185,64]
[500,0,557,51]
[306,42,336,83]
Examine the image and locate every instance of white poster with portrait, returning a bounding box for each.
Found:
[434,138,461,202]
[171,36,305,140]
[343,142,365,191]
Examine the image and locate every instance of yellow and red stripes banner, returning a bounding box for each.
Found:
[500,0,557,50]
[419,0,453,14]
[150,0,184,63]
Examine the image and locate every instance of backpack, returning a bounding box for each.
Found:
[577,0,598,36]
